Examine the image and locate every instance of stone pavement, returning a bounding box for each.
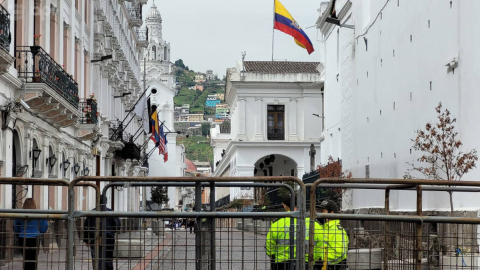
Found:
[0,227,273,270]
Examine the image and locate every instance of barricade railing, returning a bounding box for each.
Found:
[4,177,480,270]
[308,178,480,270]
[0,178,98,269]
[68,176,306,270]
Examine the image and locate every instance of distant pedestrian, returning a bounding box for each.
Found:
[83,198,120,270]
[13,198,48,270]
[187,217,196,233]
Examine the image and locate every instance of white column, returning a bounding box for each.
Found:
[255,98,263,141]
[237,98,246,141]
[3,127,13,208]
[289,98,298,141]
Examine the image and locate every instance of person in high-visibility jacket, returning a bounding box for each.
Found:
[317,199,349,270]
[266,197,323,270]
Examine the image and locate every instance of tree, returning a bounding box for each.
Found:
[151,186,169,209]
[174,59,185,69]
[317,156,350,200]
[201,122,211,137]
[406,102,477,215]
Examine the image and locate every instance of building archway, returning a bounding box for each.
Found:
[253,154,297,207]
[253,154,297,177]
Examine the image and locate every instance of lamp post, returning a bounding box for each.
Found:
[31,146,41,177]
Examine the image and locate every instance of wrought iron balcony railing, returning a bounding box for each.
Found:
[79,98,98,124]
[267,128,285,140]
[0,5,11,52]
[135,28,148,42]
[15,46,79,108]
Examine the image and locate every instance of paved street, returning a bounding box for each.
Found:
[0,228,272,270]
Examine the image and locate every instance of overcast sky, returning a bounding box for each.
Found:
[143,0,322,76]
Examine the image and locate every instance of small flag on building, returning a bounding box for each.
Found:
[150,112,160,146]
[274,0,315,54]
[159,124,168,162]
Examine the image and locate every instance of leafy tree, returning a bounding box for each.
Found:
[151,186,169,208]
[201,122,211,137]
[406,102,478,215]
[174,59,185,69]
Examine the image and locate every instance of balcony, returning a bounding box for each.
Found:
[128,5,142,28]
[77,99,100,141]
[109,121,142,161]
[135,28,148,48]
[79,99,98,124]
[267,128,285,140]
[0,5,13,74]
[15,46,81,127]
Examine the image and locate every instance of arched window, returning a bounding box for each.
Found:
[164,46,168,61]
[152,46,156,60]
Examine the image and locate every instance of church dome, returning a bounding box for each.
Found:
[147,2,162,22]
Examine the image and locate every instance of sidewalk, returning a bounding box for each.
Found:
[0,227,271,270]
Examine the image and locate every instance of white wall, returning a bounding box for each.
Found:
[319,0,480,211]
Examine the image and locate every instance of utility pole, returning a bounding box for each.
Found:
[142,57,147,213]
[309,144,316,172]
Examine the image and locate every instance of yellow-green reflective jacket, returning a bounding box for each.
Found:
[266,217,323,263]
[320,220,349,265]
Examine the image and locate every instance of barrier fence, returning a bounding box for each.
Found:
[1,177,480,270]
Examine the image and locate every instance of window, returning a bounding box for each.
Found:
[267,105,284,140]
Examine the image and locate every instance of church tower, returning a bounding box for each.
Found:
[144,1,171,64]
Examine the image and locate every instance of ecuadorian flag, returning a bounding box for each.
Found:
[274,0,314,54]
[150,112,160,146]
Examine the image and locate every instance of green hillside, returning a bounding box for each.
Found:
[174,59,222,163]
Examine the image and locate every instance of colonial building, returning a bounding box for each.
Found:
[317,0,480,212]
[0,0,149,212]
[211,61,323,205]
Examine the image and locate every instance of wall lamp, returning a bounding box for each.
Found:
[73,163,81,175]
[31,146,42,177]
[61,159,71,173]
[83,167,90,176]
[47,155,57,174]
[91,55,113,63]
[114,92,132,98]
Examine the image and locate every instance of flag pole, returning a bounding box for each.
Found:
[272,0,275,61]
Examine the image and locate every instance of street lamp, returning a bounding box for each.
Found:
[47,155,57,174]
[73,163,81,175]
[31,146,41,177]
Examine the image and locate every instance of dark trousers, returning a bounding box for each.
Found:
[21,237,39,270]
[188,221,195,233]
[312,260,348,270]
[271,262,289,270]
[90,238,115,270]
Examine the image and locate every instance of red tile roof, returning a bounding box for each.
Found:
[243,61,321,74]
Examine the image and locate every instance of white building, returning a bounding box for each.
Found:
[0,0,148,213]
[317,0,480,212]
[211,61,323,205]
[142,3,185,210]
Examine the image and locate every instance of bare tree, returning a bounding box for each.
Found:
[407,102,478,214]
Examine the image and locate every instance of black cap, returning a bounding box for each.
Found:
[317,199,339,213]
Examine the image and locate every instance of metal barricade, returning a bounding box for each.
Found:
[68,176,306,270]
[308,178,480,270]
[0,178,98,270]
